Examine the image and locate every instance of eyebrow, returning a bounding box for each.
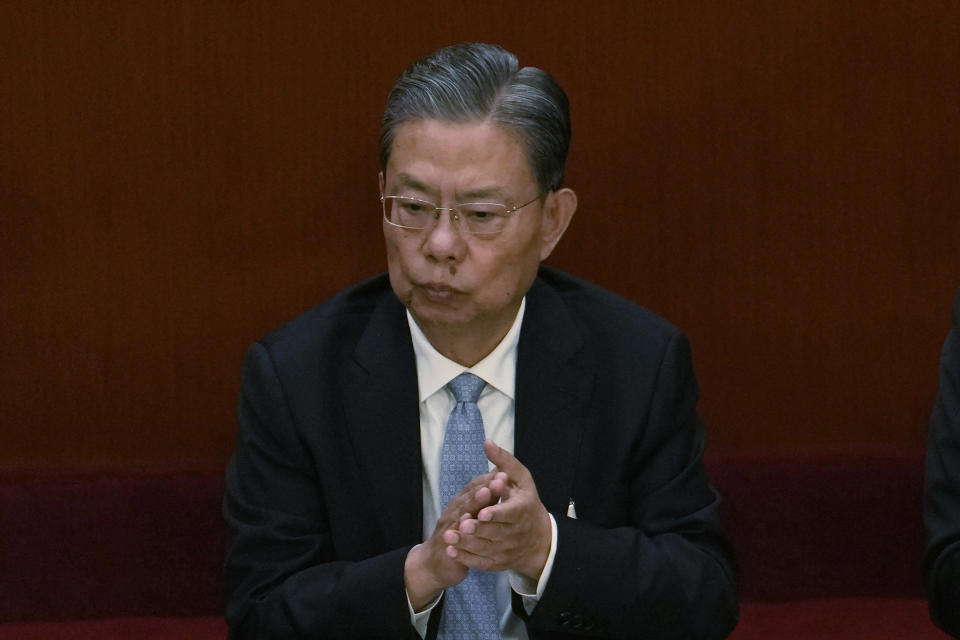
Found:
[391,173,508,201]
[460,186,506,200]
[393,173,432,195]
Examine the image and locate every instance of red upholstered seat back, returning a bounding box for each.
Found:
[0,452,927,622]
[707,450,926,601]
[0,470,225,623]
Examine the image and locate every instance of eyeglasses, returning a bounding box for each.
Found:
[381,194,540,236]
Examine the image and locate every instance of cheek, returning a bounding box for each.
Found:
[384,237,410,285]
[384,231,410,265]
[475,251,536,300]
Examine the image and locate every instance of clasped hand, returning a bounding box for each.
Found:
[404,440,552,611]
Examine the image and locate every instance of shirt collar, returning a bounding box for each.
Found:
[407,297,525,402]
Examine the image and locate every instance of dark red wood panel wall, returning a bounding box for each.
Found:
[2,1,957,467]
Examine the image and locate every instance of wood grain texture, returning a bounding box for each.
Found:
[1,1,957,467]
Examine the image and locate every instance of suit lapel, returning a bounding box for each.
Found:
[514,277,595,515]
[342,293,424,549]
[338,274,594,545]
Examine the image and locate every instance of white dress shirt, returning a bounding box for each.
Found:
[405,298,558,639]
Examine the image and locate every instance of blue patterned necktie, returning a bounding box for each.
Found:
[438,373,501,640]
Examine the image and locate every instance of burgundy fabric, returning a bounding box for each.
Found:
[0,452,934,636]
[0,603,945,640]
[707,450,927,601]
[0,616,226,640]
[0,470,225,622]
[730,598,950,640]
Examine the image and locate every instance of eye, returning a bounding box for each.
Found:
[461,203,505,222]
[400,199,430,215]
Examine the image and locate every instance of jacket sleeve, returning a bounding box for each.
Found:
[924,288,960,637]
[525,331,739,640]
[223,341,420,639]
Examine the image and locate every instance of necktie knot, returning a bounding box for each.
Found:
[448,372,485,404]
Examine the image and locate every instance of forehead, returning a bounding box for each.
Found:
[385,119,535,195]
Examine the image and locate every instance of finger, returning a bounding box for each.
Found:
[442,473,498,520]
[442,528,459,545]
[458,518,508,542]
[488,471,510,498]
[484,440,532,485]
[446,532,519,573]
[458,518,477,535]
[477,504,511,523]
[445,545,498,571]
[448,532,498,562]
[473,485,494,508]
[443,522,492,561]
[476,492,529,523]
[463,468,498,492]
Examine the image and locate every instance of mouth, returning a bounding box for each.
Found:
[417,282,461,302]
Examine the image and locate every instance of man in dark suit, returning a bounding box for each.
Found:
[925,287,960,637]
[224,42,738,639]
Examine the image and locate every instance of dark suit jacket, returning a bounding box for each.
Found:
[925,287,960,637]
[224,266,738,639]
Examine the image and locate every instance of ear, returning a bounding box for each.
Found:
[539,188,577,261]
[378,171,385,197]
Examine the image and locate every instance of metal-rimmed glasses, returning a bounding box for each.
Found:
[381,194,540,236]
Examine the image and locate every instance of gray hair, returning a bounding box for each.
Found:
[379,43,571,195]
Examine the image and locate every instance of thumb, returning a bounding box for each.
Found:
[484,439,529,483]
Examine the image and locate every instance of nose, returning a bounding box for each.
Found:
[422,208,466,263]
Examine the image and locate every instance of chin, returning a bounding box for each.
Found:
[409,300,466,327]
